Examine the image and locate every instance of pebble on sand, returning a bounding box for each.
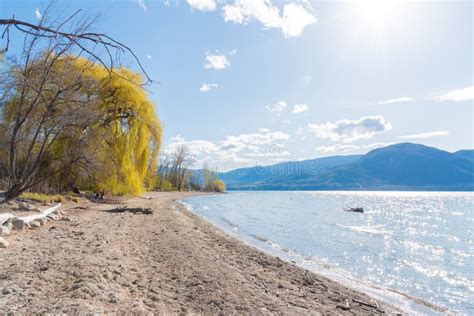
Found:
[0,225,12,237]
[0,237,9,248]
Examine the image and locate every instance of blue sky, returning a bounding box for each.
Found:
[1,0,473,170]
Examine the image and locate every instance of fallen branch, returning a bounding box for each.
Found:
[353,299,380,310]
[104,207,153,215]
[12,203,62,229]
[0,213,14,225]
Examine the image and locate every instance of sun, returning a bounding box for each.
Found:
[353,0,403,31]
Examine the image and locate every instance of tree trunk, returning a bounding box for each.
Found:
[3,183,24,202]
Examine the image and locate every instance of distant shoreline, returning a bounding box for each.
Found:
[225,187,474,192]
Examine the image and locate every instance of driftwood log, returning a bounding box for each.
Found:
[12,204,62,229]
[105,207,153,215]
[0,213,14,225]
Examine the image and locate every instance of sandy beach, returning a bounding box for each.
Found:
[0,192,400,314]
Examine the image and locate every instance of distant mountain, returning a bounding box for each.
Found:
[218,155,361,188]
[454,149,474,162]
[217,143,474,191]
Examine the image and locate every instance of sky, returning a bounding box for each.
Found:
[1,0,473,170]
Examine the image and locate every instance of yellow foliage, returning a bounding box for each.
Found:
[2,54,162,197]
[211,180,226,192]
[53,57,161,196]
[86,64,162,195]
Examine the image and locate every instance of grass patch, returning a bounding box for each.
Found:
[20,192,65,204]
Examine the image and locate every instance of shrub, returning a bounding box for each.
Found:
[210,180,226,192]
[156,177,174,192]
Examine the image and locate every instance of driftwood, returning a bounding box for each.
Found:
[0,213,14,225]
[12,204,62,229]
[105,207,153,215]
[353,299,384,313]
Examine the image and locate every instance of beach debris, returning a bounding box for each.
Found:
[0,213,14,225]
[1,288,12,295]
[336,301,351,310]
[0,237,9,248]
[12,204,62,229]
[343,207,364,213]
[353,298,381,311]
[30,221,41,228]
[0,225,12,237]
[105,207,153,215]
[16,201,41,212]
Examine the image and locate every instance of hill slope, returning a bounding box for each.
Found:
[454,149,474,162]
[218,143,474,191]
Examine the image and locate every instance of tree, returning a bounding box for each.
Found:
[169,145,193,191]
[203,164,226,192]
[0,7,161,201]
[1,55,161,199]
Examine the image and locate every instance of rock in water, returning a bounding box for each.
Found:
[0,237,9,248]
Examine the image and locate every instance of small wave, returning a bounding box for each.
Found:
[178,200,193,211]
[251,234,269,243]
[337,224,392,236]
[250,234,297,255]
[219,217,239,230]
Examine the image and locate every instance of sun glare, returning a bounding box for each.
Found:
[353,0,403,31]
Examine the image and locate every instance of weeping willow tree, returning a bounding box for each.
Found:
[0,55,161,199]
[90,63,162,195]
[0,6,159,201]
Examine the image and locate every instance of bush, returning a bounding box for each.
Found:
[156,177,174,192]
[210,180,226,192]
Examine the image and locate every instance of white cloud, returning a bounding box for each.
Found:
[399,130,450,140]
[316,142,393,154]
[146,54,152,60]
[308,116,392,143]
[224,130,289,146]
[200,83,219,92]
[164,129,291,168]
[280,3,317,38]
[137,0,147,12]
[265,101,287,112]
[204,51,235,70]
[435,86,474,102]
[377,97,415,104]
[34,8,42,20]
[187,0,216,11]
[222,0,316,38]
[292,104,308,114]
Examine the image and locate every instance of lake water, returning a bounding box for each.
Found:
[182,191,474,315]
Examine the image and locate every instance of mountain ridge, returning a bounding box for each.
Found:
[212,143,474,191]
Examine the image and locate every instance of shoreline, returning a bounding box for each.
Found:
[180,194,448,315]
[0,192,424,313]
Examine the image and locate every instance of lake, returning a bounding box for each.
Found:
[182,191,473,315]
